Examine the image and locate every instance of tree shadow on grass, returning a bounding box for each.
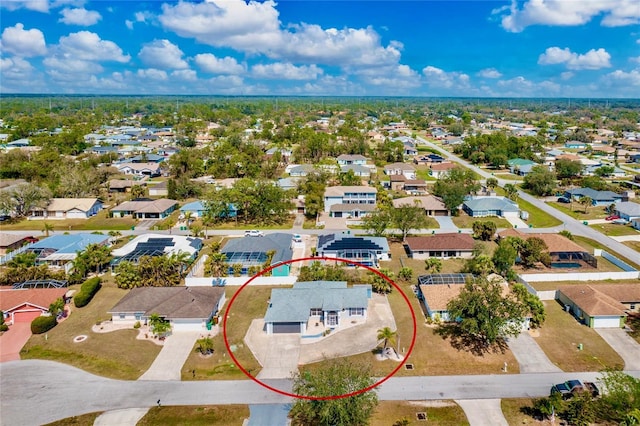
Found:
[435,323,509,356]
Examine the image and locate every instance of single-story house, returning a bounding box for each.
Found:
[0,233,36,256]
[220,232,293,276]
[498,229,597,268]
[26,233,110,269]
[317,233,390,267]
[414,154,445,165]
[392,196,448,216]
[429,162,457,178]
[405,233,475,259]
[111,234,202,268]
[0,288,68,324]
[108,180,140,193]
[388,175,428,194]
[109,286,226,332]
[383,162,417,180]
[263,281,371,334]
[276,177,300,191]
[288,164,317,177]
[148,181,168,197]
[117,162,161,177]
[28,198,103,220]
[565,141,587,149]
[180,201,207,218]
[340,164,371,178]
[111,198,178,219]
[126,154,166,163]
[337,154,368,166]
[557,284,640,328]
[614,202,640,221]
[462,196,520,218]
[508,158,537,176]
[564,188,623,206]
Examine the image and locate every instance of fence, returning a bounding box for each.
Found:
[186,254,207,278]
[186,276,298,287]
[515,276,557,300]
[601,250,637,272]
[0,242,35,265]
[520,271,639,283]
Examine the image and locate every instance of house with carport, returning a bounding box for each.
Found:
[264,281,371,334]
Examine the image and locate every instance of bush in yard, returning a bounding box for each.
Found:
[74,277,102,308]
[31,315,57,334]
[0,314,8,332]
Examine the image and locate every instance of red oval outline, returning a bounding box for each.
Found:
[223,256,417,400]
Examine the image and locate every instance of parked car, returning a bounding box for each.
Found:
[612,218,629,225]
[244,230,264,237]
[605,215,620,221]
[557,197,570,203]
[292,234,302,243]
[0,215,11,222]
[551,380,600,399]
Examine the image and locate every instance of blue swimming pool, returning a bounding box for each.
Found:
[550,262,581,268]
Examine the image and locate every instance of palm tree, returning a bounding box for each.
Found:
[504,184,518,201]
[581,196,593,214]
[130,184,145,200]
[108,230,122,244]
[42,222,54,237]
[377,327,397,350]
[424,258,442,274]
[149,313,171,337]
[205,252,228,277]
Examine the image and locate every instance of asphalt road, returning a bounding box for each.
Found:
[417,136,640,266]
[2,360,639,425]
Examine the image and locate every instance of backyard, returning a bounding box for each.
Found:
[20,276,161,380]
[518,197,563,228]
[532,300,624,371]
[1,210,137,231]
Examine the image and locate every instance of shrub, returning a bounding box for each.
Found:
[133,321,141,329]
[74,277,102,308]
[31,315,57,334]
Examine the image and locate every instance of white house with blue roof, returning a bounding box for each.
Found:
[26,233,110,270]
[462,196,520,218]
[264,281,371,334]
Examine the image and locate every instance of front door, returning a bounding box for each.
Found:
[327,311,338,327]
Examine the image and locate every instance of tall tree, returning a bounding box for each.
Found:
[523,166,557,196]
[0,182,50,218]
[432,166,480,215]
[391,203,427,240]
[289,360,378,426]
[361,209,392,237]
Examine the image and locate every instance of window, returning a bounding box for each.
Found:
[310,308,322,316]
[349,307,364,316]
[135,313,143,320]
[119,313,125,319]
[631,304,636,310]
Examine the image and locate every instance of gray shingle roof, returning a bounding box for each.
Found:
[221,233,293,265]
[565,188,621,201]
[463,197,520,213]
[109,287,225,319]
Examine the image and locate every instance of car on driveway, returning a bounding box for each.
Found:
[612,218,629,225]
[244,230,264,237]
[605,215,620,221]
[551,380,599,399]
[557,197,571,203]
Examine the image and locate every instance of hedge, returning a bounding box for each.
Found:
[31,315,57,334]
[74,277,102,308]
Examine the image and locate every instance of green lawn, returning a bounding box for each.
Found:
[548,202,608,220]
[501,399,539,425]
[1,211,137,232]
[624,240,640,253]
[182,286,267,380]
[629,315,640,344]
[590,223,640,237]
[573,235,640,270]
[517,198,563,228]
[532,300,624,372]
[138,405,249,426]
[21,276,161,380]
[451,214,511,229]
[43,413,102,426]
[371,401,469,426]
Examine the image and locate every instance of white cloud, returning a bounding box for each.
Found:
[159,0,402,68]
[496,75,561,96]
[496,0,640,32]
[251,62,323,80]
[137,68,168,81]
[57,31,130,62]
[59,8,102,26]
[138,39,188,69]
[477,68,502,78]
[560,71,574,80]
[538,47,611,70]
[0,55,34,78]
[630,56,640,64]
[171,69,197,81]
[422,65,470,89]
[356,64,421,91]
[1,0,50,13]
[194,53,245,75]
[0,23,47,57]
[602,69,640,87]
[43,56,103,74]
[125,20,133,30]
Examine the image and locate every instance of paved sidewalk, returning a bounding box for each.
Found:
[94,408,149,426]
[138,331,200,381]
[596,328,640,370]
[611,235,640,242]
[507,332,562,373]
[456,399,508,426]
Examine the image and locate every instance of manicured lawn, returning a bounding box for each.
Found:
[623,240,640,252]
[451,214,512,229]
[573,235,640,270]
[381,241,467,276]
[43,413,102,426]
[491,173,523,181]
[181,286,268,380]
[590,223,640,237]
[415,165,438,181]
[628,315,640,344]
[138,405,249,426]
[531,278,628,291]
[518,198,562,228]
[371,401,469,426]
[21,276,161,380]
[532,301,624,371]
[548,202,608,220]
[501,398,539,425]
[1,211,137,231]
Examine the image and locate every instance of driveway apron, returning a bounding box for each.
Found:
[93,408,149,426]
[255,334,300,380]
[138,331,200,381]
[247,404,291,426]
[434,216,457,231]
[595,328,640,370]
[456,399,508,426]
[506,332,562,373]
[0,322,31,363]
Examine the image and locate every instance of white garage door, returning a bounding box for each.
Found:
[171,319,204,331]
[593,316,621,328]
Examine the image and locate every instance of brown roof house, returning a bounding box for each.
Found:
[405,233,475,259]
[392,196,448,216]
[557,284,640,328]
[28,198,103,220]
[109,286,226,332]
[0,233,35,256]
[111,198,178,219]
[0,288,68,324]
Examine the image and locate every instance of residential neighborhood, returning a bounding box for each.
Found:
[1,96,640,426]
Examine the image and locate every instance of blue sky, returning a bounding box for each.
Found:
[1,0,639,97]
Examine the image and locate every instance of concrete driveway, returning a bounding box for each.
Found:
[596,328,640,370]
[0,322,31,362]
[246,319,301,380]
[506,332,562,373]
[93,408,149,426]
[247,404,291,426]
[138,331,200,381]
[456,399,508,426]
[434,216,457,231]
